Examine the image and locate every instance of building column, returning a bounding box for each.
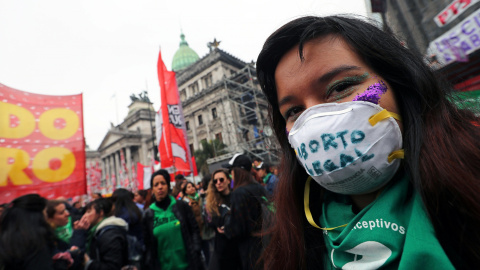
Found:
[205,108,212,141]
[126,146,133,185]
[140,139,148,166]
[115,151,121,188]
[101,158,107,188]
[191,114,199,150]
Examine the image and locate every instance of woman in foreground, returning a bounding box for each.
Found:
[256,15,480,269]
[143,169,203,270]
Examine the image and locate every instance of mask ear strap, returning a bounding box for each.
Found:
[304,177,348,231]
[388,149,404,163]
[304,177,322,229]
[369,109,401,126]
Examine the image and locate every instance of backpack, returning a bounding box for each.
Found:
[96,226,142,269]
[126,234,143,269]
[243,184,275,234]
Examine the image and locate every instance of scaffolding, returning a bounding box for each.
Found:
[206,64,281,169]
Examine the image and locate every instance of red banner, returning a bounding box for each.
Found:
[86,160,101,195]
[156,51,193,174]
[0,83,86,203]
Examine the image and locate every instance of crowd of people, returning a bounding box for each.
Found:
[0,154,277,270]
[2,14,480,270]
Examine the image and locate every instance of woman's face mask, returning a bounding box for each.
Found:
[287,101,403,195]
[275,36,404,195]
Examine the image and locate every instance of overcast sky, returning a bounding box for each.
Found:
[0,0,369,149]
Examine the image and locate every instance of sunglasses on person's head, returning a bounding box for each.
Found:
[213,178,225,184]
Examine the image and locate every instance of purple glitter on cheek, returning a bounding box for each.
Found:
[352,81,388,104]
[286,128,289,136]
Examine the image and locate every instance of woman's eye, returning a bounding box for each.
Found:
[283,106,304,122]
[326,81,358,101]
[329,81,354,94]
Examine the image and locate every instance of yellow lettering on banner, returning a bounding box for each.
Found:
[0,147,32,186]
[0,102,36,139]
[32,147,76,183]
[39,108,79,140]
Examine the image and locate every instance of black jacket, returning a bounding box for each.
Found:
[224,183,267,270]
[206,194,241,270]
[143,199,204,270]
[86,216,129,270]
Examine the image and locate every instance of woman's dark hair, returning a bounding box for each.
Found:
[201,174,212,191]
[150,169,171,193]
[182,181,197,196]
[45,200,65,219]
[0,194,55,262]
[84,197,113,217]
[256,15,480,269]
[137,189,148,200]
[111,188,142,222]
[232,167,256,189]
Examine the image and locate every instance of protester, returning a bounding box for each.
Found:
[172,174,188,199]
[252,157,263,169]
[111,188,144,268]
[205,169,240,270]
[46,200,74,244]
[134,189,148,210]
[143,169,204,270]
[199,174,215,267]
[74,198,129,270]
[144,188,155,209]
[255,15,480,269]
[72,201,82,210]
[0,194,81,270]
[90,193,102,201]
[183,181,205,239]
[111,188,143,242]
[220,154,267,270]
[255,163,278,198]
[0,203,6,217]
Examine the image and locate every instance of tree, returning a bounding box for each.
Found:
[193,139,227,176]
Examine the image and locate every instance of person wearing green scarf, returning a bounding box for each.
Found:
[255,163,279,198]
[143,170,204,270]
[46,200,74,244]
[254,14,480,269]
[183,181,205,239]
[74,198,129,270]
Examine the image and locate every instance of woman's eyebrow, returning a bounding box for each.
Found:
[278,95,295,108]
[318,65,361,84]
[277,65,361,108]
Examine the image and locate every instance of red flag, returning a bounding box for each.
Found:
[136,162,144,190]
[192,156,198,176]
[156,51,193,173]
[0,83,86,203]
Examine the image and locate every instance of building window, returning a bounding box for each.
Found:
[189,82,199,95]
[186,121,190,130]
[211,107,217,119]
[180,89,186,101]
[198,115,203,126]
[215,132,222,142]
[202,73,213,89]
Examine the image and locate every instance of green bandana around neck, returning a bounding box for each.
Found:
[304,176,454,269]
[263,173,272,184]
[86,217,105,253]
[187,193,199,201]
[55,216,73,243]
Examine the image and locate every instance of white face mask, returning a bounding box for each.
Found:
[287,101,403,195]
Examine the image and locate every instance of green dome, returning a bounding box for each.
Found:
[172,32,200,71]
